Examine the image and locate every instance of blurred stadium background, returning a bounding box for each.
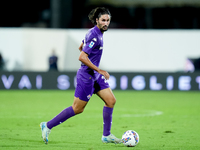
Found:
[1,2,200,149]
[1,0,200,29]
[0,0,200,90]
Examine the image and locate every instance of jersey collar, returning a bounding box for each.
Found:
[95,25,103,35]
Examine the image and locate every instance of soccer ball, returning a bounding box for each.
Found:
[122,130,139,147]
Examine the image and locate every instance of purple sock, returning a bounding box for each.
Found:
[103,106,113,136]
[47,106,75,129]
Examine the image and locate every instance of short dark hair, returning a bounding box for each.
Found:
[88,7,111,25]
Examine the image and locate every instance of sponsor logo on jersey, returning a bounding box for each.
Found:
[89,41,95,48]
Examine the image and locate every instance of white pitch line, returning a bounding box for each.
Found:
[120,110,163,117]
[83,110,163,118]
[0,110,163,119]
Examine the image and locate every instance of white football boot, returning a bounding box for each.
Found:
[40,122,51,144]
[102,134,122,144]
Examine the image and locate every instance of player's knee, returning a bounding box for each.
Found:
[72,105,85,114]
[111,97,116,106]
[72,97,87,114]
[107,97,116,108]
[76,109,84,114]
[73,107,84,114]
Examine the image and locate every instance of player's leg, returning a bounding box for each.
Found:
[72,97,88,114]
[97,88,115,136]
[40,97,88,144]
[97,87,116,108]
[96,88,122,144]
[47,97,88,129]
[40,70,93,144]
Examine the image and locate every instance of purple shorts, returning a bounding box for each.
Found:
[74,69,110,102]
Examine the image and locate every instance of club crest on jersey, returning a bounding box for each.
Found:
[89,41,95,48]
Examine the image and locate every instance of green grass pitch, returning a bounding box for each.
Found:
[0,90,200,150]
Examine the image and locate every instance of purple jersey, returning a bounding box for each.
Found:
[74,26,109,101]
[80,26,103,79]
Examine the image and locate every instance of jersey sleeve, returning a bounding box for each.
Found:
[82,32,98,55]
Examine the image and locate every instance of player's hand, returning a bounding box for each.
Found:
[98,69,110,80]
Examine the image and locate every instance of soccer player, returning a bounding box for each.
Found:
[40,7,122,144]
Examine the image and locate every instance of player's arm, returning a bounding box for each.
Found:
[78,42,83,52]
[79,51,110,80]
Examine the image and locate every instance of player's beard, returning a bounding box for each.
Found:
[100,25,108,32]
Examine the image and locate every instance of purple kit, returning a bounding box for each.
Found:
[74,26,109,101]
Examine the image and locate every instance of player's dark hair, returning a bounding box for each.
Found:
[88,7,111,25]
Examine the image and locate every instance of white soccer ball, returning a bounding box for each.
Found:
[122,130,139,147]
